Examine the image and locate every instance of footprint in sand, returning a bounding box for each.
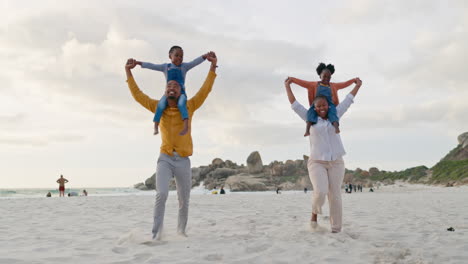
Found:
[344,231,360,240]
[141,240,168,247]
[132,253,153,262]
[204,254,223,261]
[245,243,271,254]
[112,246,129,254]
[308,222,328,233]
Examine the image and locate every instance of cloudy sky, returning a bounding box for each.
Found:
[1,0,467,188]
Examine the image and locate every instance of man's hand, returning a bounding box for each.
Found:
[125,58,137,70]
[125,58,137,79]
[284,77,293,87]
[206,51,217,64]
[207,52,217,73]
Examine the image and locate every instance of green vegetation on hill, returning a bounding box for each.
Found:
[441,144,462,160]
[431,160,468,182]
[369,166,429,182]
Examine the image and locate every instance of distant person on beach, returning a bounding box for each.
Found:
[276,187,281,194]
[220,187,226,194]
[56,175,68,197]
[125,53,218,240]
[46,192,52,197]
[288,63,358,135]
[285,76,362,233]
[82,190,88,196]
[304,188,308,193]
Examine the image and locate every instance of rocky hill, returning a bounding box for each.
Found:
[134,132,468,191]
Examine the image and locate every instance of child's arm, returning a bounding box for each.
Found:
[289,77,317,90]
[182,53,209,72]
[125,59,159,113]
[331,78,357,90]
[136,61,166,72]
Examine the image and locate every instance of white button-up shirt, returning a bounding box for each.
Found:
[291,93,354,161]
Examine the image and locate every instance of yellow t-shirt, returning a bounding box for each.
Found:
[126,71,217,157]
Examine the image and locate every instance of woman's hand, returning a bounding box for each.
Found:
[350,78,362,97]
[285,77,296,104]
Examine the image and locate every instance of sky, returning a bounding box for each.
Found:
[1,0,467,188]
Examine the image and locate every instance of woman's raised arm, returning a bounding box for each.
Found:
[349,78,362,97]
[284,77,297,104]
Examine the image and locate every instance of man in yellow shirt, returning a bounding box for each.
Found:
[125,53,217,240]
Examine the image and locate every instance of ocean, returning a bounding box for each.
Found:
[0,183,216,199]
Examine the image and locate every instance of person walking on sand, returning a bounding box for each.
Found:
[56,175,68,197]
[124,52,218,240]
[285,77,363,233]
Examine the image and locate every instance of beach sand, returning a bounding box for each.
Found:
[1,184,467,264]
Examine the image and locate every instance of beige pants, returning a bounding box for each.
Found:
[307,158,345,232]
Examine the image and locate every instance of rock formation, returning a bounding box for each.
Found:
[247,151,263,174]
[135,132,468,191]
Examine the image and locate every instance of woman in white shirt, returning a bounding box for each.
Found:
[284,77,362,233]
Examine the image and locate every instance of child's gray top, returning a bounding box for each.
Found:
[141,56,205,81]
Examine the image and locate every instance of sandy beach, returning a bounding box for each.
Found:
[1,184,467,264]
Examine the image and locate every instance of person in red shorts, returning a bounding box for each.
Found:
[56,175,69,197]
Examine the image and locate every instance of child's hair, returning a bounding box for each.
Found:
[169,45,183,54]
[316,63,335,75]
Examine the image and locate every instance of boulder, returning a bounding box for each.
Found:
[283,160,297,176]
[458,132,468,148]
[270,163,283,177]
[192,167,201,181]
[344,173,354,183]
[143,173,175,190]
[225,160,235,168]
[441,132,468,161]
[134,182,148,190]
[361,170,370,177]
[199,166,213,179]
[225,174,268,191]
[279,182,296,190]
[297,175,313,189]
[369,167,380,176]
[211,168,238,179]
[205,180,223,190]
[145,173,156,189]
[247,151,263,174]
[212,158,224,167]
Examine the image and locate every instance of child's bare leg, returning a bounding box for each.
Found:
[153,122,159,135]
[179,119,189,136]
[332,121,340,134]
[304,122,312,137]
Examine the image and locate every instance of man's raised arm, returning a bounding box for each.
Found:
[189,52,217,111]
[125,58,158,113]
